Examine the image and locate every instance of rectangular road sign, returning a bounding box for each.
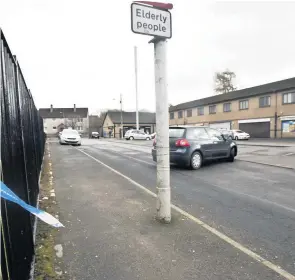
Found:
[131,3,172,38]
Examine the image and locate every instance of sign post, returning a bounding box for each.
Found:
[131,1,172,223]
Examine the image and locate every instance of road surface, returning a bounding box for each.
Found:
[49,139,295,279]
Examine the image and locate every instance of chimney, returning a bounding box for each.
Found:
[50,104,53,113]
[74,104,76,112]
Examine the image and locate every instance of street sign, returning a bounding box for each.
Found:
[130,1,173,222]
[131,3,172,38]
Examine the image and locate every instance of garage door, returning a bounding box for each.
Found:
[209,122,231,130]
[239,122,270,138]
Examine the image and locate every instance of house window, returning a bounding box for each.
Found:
[259,96,271,107]
[186,109,192,117]
[239,100,249,110]
[209,105,216,114]
[170,112,174,120]
[283,92,295,104]
[197,107,204,116]
[178,111,183,118]
[223,103,231,112]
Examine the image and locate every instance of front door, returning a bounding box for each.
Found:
[185,127,213,158]
[138,130,146,139]
[205,128,229,158]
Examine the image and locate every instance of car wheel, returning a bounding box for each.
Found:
[146,137,150,140]
[228,147,236,162]
[190,151,202,170]
[235,136,239,140]
[130,136,134,140]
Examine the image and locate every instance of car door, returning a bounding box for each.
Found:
[185,127,213,159]
[205,128,229,158]
[138,131,146,140]
[134,130,142,140]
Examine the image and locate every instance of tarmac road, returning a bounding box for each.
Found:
[49,139,295,279]
[80,139,295,274]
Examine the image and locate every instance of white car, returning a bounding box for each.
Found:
[124,129,151,140]
[231,130,250,140]
[59,129,81,145]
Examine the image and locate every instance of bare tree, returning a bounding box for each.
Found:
[65,118,78,129]
[215,70,237,94]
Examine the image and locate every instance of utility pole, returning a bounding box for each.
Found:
[134,46,139,130]
[120,94,124,139]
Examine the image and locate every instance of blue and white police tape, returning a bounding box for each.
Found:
[0,181,64,228]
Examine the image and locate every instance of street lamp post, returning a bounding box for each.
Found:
[134,46,139,130]
[113,95,124,139]
[120,94,124,139]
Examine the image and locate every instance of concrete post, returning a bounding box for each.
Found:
[154,39,171,223]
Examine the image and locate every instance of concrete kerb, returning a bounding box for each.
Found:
[237,143,290,148]
[236,158,295,171]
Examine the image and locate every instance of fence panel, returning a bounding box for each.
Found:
[1,29,45,280]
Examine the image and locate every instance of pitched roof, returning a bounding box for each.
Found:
[39,107,88,118]
[106,111,156,124]
[170,77,295,112]
[89,114,105,127]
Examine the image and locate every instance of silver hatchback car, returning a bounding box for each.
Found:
[124,129,151,140]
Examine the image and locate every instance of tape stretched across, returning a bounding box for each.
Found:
[0,181,64,228]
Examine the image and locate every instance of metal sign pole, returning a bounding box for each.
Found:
[153,37,171,223]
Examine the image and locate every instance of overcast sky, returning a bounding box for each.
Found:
[1,0,295,114]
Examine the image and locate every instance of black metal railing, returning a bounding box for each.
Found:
[1,29,46,280]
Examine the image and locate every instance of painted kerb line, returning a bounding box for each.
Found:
[76,148,295,280]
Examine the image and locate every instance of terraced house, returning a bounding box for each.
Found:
[169,77,295,138]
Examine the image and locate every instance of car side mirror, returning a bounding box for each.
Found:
[222,134,228,141]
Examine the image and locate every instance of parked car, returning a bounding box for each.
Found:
[152,126,237,170]
[59,129,81,146]
[91,132,100,139]
[125,129,151,140]
[230,130,250,140]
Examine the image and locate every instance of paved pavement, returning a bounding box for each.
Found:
[49,139,295,279]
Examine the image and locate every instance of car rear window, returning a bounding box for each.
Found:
[169,128,185,138]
